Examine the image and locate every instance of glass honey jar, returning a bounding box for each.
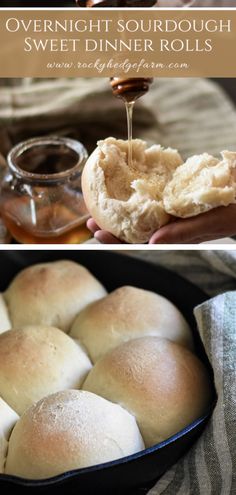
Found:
[0,136,91,244]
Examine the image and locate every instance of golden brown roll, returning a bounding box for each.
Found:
[70,286,193,362]
[0,398,19,473]
[83,337,212,447]
[0,326,92,415]
[5,390,145,479]
[0,295,11,335]
[4,260,106,333]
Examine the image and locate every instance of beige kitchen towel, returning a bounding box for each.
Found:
[0,78,236,161]
[128,250,236,495]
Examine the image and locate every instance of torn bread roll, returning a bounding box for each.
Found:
[82,139,236,243]
[0,326,92,415]
[83,337,212,447]
[163,151,236,217]
[4,260,106,332]
[0,398,19,473]
[82,138,183,244]
[0,295,11,335]
[70,286,193,362]
[5,390,144,479]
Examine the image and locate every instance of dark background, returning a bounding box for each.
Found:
[0,1,75,5]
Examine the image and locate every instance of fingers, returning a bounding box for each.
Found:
[87,218,121,244]
[87,218,100,234]
[94,230,121,244]
[149,219,200,244]
[149,205,236,244]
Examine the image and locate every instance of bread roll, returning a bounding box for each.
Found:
[163,151,236,217]
[83,337,212,447]
[4,260,106,332]
[83,138,236,243]
[82,138,183,243]
[0,398,19,473]
[0,295,11,335]
[70,286,193,362]
[5,390,144,479]
[0,326,92,415]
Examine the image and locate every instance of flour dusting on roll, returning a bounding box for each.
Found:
[5,390,144,479]
[70,286,193,362]
[5,260,106,332]
[83,337,213,447]
[0,326,92,415]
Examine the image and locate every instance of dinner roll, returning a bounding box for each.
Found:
[5,390,144,479]
[70,286,193,362]
[83,138,236,243]
[0,295,11,335]
[83,337,212,447]
[163,151,236,218]
[0,326,92,415]
[4,260,106,333]
[82,138,183,243]
[0,398,19,473]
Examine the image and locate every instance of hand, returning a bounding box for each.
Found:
[149,204,236,244]
[87,218,122,244]
[87,204,236,244]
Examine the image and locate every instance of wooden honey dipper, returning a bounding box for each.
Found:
[110,77,153,102]
[76,0,155,166]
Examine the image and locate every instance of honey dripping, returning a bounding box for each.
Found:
[76,0,155,165]
[110,78,153,167]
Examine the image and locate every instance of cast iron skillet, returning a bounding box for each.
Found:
[0,251,214,495]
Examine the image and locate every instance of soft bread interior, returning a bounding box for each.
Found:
[82,139,236,243]
[164,151,236,217]
[82,138,183,243]
[100,138,183,202]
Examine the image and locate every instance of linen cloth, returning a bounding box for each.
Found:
[127,250,236,495]
[1,77,236,159]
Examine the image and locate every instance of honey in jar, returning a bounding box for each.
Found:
[0,137,91,244]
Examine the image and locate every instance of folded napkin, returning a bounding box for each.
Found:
[128,250,236,495]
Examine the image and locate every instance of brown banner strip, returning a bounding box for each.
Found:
[0,9,235,77]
